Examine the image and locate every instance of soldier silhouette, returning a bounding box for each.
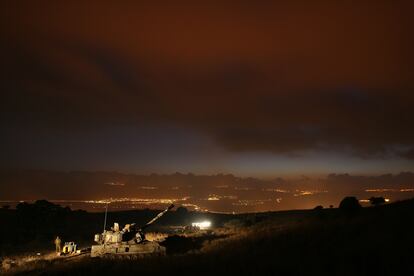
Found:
[55,236,61,254]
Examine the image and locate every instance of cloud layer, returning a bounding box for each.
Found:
[1,1,414,162]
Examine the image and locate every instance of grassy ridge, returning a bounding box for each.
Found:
[6,198,414,275]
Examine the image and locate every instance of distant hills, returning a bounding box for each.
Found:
[0,170,413,199]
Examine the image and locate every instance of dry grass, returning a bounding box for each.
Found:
[4,200,414,275]
[145,232,168,242]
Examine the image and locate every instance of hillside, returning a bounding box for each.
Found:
[2,198,414,275]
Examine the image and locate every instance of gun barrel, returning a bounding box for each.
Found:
[141,204,174,230]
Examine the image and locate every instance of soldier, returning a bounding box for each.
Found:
[55,236,62,254]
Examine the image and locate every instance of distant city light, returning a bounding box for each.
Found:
[104,182,125,186]
[293,190,328,197]
[207,196,220,201]
[359,199,370,203]
[360,198,391,203]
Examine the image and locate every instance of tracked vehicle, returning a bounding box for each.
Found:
[91,204,174,258]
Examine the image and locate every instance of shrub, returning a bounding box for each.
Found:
[369,197,386,206]
[339,196,361,214]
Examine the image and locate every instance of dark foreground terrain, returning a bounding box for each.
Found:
[1,198,414,275]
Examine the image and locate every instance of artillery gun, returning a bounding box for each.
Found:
[91,204,174,258]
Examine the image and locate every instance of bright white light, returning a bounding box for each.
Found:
[192,221,211,230]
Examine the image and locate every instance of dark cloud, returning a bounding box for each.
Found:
[401,149,414,160]
[1,0,413,163]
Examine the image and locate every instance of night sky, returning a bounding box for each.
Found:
[1,1,413,177]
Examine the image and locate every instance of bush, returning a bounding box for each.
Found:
[175,207,188,215]
[369,197,386,206]
[339,197,361,214]
[224,219,245,229]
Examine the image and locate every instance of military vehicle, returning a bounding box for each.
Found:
[61,241,78,255]
[91,204,174,258]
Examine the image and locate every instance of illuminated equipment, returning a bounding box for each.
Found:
[61,242,78,255]
[91,204,174,258]
[191,221,211,230]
